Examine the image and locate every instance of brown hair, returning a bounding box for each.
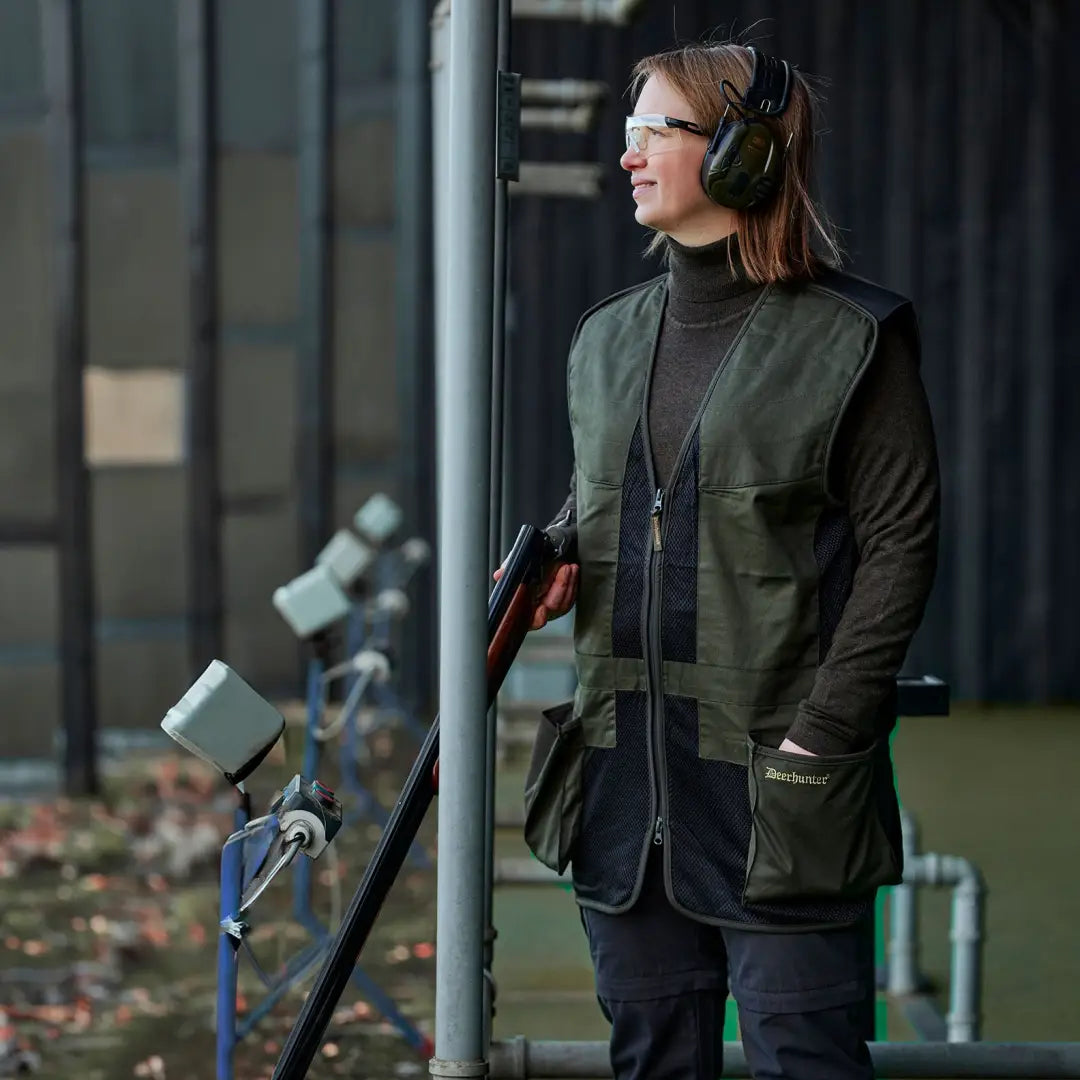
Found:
[629,41,842,283]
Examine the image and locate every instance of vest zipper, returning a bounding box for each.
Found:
[653,815,664,845]
[650,489,664,551]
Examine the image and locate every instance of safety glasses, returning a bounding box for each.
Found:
[624,114,707,155]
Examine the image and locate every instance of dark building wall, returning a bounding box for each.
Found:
[505,0,1077,702]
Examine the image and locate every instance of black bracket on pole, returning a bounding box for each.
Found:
[496,71,521,182]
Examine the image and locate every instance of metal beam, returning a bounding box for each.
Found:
[510,0,647,24]
[432,0,497,1073]
[42,0,97,797]
[178,0,223,676]
[489,1039,1080,1078]
[296,0,335,570]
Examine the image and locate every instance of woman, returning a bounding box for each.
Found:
[518,40,940,1080]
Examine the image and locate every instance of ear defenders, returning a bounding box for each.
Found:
[700,46,793,211]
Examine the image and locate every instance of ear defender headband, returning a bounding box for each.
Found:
[700,45,793,211]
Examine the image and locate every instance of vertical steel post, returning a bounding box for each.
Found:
[396,0,437,712]
[42,0,97,796]
[178,0,223,677]
[432,0,498,1074]
[483,0,515,1047]
[297,0,335,570]
[430,0,451,519]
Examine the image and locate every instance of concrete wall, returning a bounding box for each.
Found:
[0,0,406,756]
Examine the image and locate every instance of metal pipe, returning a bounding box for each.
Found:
[519,79,606,105]
[493,858,569,887]
[901,850,986,1042]
[510,0,647,24]
[483,0,513,1051]
[178,0,223,678]
[511,162,604,199]
[488,1038,1080,1078]
[432,0,497,1074]
[296,0,335,570]
[886,808,921,995]
[42,0,97,797]
[520,105,599,134]
[430,0,450,525]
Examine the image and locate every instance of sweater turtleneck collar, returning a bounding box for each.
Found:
[664,233,761,325]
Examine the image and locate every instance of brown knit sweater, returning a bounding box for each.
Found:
[550,235,941,754]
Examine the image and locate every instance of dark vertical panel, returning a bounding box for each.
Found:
[503,2,1079,701]
[1052,2,1080,697]
[848,2,886,275]
[296,0,334,569]
[984,16,1025,698]
[42,0,97,794]
[905,2,959,684]
[395,0,435,708]
[1023,0,1055,700]
[954,0,991,700]
[882,0,919,296]
[178,0,222,676]
[813,0,855,239]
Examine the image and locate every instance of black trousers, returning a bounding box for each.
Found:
[579,851,876,1080]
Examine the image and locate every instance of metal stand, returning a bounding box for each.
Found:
[210,654,432,1079]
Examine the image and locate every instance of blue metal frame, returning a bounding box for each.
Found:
[212,663,432,1079]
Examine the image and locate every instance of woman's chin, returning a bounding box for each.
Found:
[634,204,664,229]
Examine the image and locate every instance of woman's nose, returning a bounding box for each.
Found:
[620,145,644,171]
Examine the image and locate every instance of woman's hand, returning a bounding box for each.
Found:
[493,562,579,630]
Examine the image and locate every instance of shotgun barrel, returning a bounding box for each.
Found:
[272,523,574,1079]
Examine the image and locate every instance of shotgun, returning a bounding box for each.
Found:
[271,522,576,1079]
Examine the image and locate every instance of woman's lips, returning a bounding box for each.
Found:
[632,181,656,199]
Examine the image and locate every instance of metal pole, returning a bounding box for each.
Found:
[430,0,451,522]
[178,0,223,677]
[42,0,97,797]
[483,0,514,1049]
[432,0,497,1074]
[396,0,437,713]
[488,1038,1080,1079]
[297,0,335,570]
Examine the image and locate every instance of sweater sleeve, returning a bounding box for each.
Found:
[546,469,577,533]
[785,321,941,755]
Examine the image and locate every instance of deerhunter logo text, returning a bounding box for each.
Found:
[763,766,829,785]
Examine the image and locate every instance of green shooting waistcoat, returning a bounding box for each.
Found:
[555,269,912,930]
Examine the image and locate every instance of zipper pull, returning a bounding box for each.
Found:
[650,488,664,552]
[652,815,664,846]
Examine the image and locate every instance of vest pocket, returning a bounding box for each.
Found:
[523,701,585,874]
[743,736,902,905]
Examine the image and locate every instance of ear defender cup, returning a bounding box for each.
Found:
[700,117,782,210]
[700,46,793,211]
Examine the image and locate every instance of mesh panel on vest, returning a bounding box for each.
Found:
[572,689,651,907]
[611,424,651,659]
[814,507,858,660]
[661,435,698,664]
[664,694,873,926]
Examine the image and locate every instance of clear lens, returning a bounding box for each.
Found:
[624,115,689,156]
